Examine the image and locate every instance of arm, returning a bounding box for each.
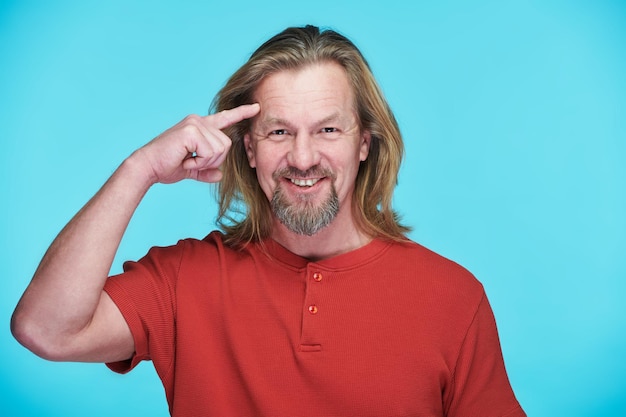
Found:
[11,104,260,363]
[445,293,525,417]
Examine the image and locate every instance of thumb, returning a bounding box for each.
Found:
[194,168,223,183]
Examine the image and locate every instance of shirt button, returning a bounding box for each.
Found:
[313,272,323,282]
[308,305,318,314]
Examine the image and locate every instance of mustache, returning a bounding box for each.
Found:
[272,165,335,180]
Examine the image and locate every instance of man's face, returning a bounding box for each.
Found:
[244,62,370,236]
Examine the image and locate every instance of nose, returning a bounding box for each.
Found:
[287,132,320,171]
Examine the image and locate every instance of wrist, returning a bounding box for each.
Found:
[118,151,159,192]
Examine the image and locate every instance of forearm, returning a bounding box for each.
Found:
[12,153,153,352]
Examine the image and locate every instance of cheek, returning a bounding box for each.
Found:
[254,172,275,202]
[252,149,282,197]
[326,154,361,194]
[254,142,289,174]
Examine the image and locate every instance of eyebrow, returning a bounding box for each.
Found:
[257,117,294,131]
[316,112,342,126]
[257,112,343,131]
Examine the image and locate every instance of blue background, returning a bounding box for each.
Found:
[2,1,625,416]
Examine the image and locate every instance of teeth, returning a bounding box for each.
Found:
[290,178,319,187]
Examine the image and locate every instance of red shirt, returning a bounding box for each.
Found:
[104,232,525,416]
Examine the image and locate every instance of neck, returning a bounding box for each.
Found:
[270,213,371,261]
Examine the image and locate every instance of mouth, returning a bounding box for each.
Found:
[274,166,334,191]
[289,178,321,187]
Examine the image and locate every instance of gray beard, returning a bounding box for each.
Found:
[271,182,340,236]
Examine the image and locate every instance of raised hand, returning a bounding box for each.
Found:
[134,103,260,185]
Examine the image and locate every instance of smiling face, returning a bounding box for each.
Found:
[244,62,371,237]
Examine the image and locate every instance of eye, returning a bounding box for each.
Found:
[321,127,338,133]
[270,129,288,136]
[265,129,291,141]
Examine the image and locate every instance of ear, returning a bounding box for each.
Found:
[244,133,256,168]
[359,130,371,162]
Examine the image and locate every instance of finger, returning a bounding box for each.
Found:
[182,132,230,172]
[209,103,260,130]
[195,168,223,184]
[187,124,232,168]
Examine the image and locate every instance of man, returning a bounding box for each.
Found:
[12,25,525,416]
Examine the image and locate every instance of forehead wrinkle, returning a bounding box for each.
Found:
[315,112,341,125]
[258,110,354,131]
[256,116,297,132]
[252,65,359,132]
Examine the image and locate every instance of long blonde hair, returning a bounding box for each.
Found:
[212,25,410,247]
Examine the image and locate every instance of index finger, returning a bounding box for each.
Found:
[210,103,260,130]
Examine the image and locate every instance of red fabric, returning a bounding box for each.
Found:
[104,231,525,417]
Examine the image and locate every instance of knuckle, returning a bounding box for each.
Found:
[183,114,201,123]
[180,123,201,137]
[214,109,234,123]
[213,143,226,155]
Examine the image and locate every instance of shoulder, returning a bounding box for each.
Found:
[122,231,239,272]
[173,231,263,270]
[382,238,485,301]
[145,231,240,256]
[384,239,473,273]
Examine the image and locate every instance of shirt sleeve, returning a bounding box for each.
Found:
[103,242,184,378]
[445,292,526,417]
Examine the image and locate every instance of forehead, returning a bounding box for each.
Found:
[252,62,356,124]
